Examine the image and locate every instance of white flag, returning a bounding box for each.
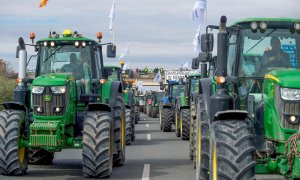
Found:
[153,72,162,82]
[193,26,201,54]
[182,61,189,70]
[124,43,130,55]
[109,1,116,32]
[122,62,130,71]
[192,0,207,27]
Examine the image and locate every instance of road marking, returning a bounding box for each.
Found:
[142,164,150,180]
[146,124,149,127]
[147,134,151,141]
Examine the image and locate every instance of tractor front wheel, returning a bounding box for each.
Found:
[82,111,113,178]
[162,108,172,132]
[180,109,190,140]
[209,120,255,180]
[125,109,132,145]
[152,106,158,118]
[134,106,140,124]
[0,110,28,176]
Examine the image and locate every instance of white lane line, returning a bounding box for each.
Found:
[147,134,151,141]
[142,164,150,180]
[146,124,149,127]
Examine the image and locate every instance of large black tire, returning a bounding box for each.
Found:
[113,95,126,166]
[152,106,159,118]
[125,109,132,145]
[161,108,172,132]
[180,109,190,140]
[130,106,135,142]
[28,148,54,165]
[0,110,28,175]
[209,120,255,180]
[134,106,140,124]
[196,95,209,179]
[189,103,197,161]
[82,111,113,178]
[196,115,210,180]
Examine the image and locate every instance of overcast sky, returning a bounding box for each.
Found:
[0,0,299,71]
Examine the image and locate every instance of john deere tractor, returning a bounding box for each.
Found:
[104,65,135,145]
[176,71,200,141]
[195,16,300,179]
[160,80,186,132]
[0,30,126,178]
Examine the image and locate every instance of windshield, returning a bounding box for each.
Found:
[172,85,185,97]
[238,29,300,77]
[38,45,94,79]
[190,77,200,93]
[104,67,120,81]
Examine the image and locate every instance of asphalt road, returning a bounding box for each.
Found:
[1,113,284,180]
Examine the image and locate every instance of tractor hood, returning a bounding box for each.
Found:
[32,73,74,86]
[267,69,300,88]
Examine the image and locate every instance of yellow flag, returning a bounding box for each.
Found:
[39,0,48,8]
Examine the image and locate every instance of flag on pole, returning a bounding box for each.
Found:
[192,0,207,27]
[109,1,116,33]
[39,0,48,8]
[153,72,162,82]
[182,60,189,70]
[193,26,201,54]
[124,43,130,55]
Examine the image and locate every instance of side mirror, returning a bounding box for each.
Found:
[201,33,214,52]
[199,52,212,62]
[191,57,199,69]
[107,44,116,58]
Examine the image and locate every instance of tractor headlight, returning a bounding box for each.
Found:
[51,86,66,94]
[280,88,300,101]
[32,86,45,94]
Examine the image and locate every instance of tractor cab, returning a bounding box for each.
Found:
[104,65,121,81]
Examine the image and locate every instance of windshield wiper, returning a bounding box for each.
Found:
[42,46,63,64]
[245,29,276,54]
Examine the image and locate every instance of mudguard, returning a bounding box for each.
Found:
[109,81,123,108]
[1,102,27,112]
[199,78,213,115]
[87,103,111,112]
[213,110,248,121]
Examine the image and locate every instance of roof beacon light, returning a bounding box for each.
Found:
[250,22,258,30]
[259,22,267,30]
[216,76,226,84]
[97,32,103,42]
[294,23,300,31]
[63,29,73,38]
[30,32,36,44]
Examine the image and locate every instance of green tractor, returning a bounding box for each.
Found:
[195,16,300,179]
[160,80,186,132]
[0,30,126,178]
[133,93,144,124]
[148,91,164,118]
[104,65,136,145]
[175,71,200,141]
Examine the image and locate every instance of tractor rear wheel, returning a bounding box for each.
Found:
[189,112,197,161]
[125,109,132,145]
[29,148,54,165]
[180,109,190,140]
[0,110,28,175]
[134,106,140,124]
[209,120,255,180]
[175,109,180,137]
[152,106,158,118]
[113,95,126,166]
[82,111,113,178]
[162,108,172,132]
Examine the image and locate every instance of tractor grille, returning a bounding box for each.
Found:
[274,86,300,130]
[32,86,69,116]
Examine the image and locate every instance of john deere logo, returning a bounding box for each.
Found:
[44,95,51,102]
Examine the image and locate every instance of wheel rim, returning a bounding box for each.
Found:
[121,110,126,149]
[197,127,201,163]
[212,143,217,180]
[19,147,25,163]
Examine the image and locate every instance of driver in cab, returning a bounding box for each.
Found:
[263,36,290,69]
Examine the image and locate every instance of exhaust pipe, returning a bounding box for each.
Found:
[216,16,228,79]
[18,37,27,83]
